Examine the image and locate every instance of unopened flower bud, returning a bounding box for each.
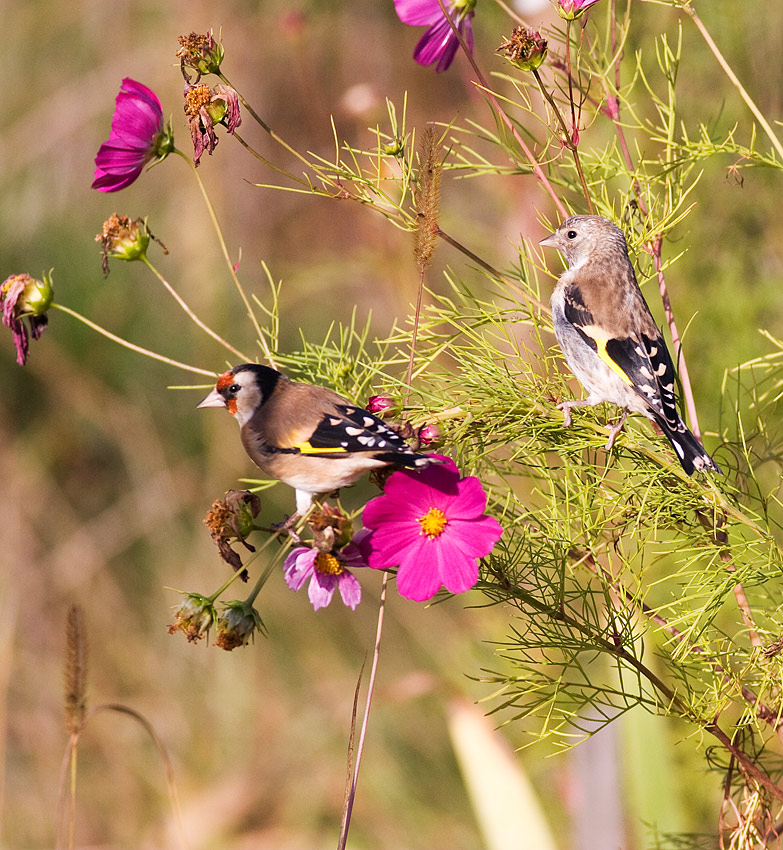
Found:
[366,394,399,417]
[214,600,266,650]
[497,27,548,72]
[555,0,603,21]
[168,593,215,643]
[418,423,442,448]
[177,30,225,82]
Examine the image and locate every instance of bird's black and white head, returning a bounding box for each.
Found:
[540,215,629,269]
[197,364,284,425]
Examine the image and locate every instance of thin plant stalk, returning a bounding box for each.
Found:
[51,303,217,378]
[338,573,389,850]
[176,149,277,368]
[217,71,321,176]
[142,256,251,361]
[531,67,594,213]
[434,0,568,218]
[684,4,783,164]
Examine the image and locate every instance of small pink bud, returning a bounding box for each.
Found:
[418,424,442,447]
[366,394,399,417]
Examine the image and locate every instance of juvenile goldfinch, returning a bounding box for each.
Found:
[198,364,435,513]
[540,215,720,475]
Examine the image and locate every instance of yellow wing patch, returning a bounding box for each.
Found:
[580,324,634,387]
[293,440,348,455]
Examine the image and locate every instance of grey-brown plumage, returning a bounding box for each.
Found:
[540,215,719,475]
[198,364,434,513]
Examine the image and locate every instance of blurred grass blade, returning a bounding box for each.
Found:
[446,698,558,850]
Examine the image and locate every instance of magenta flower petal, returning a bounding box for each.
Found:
[394,0,441,25]
[394,0,475,72]
[284,541,367,611]
[309,572,337,610]
[337,571,362,609]
[283,547,316,591]
[92,78,172,193]
[361,456,502,601]
[396,543,448,601]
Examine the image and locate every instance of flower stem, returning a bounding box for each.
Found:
[244,558,278,606]
[231,132,312,186]
[175,148,277,368]
[217,71,318,175]
[683,4,783,164]
[50,303,217,377]
[338,573,389,850]
[532,68,594,213]
[141,256,251,361]
[434,0,567,218]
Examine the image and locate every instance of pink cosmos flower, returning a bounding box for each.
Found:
[92,78,174,192]
[555,0,602,20]
[394,0,476,73]
[283,534,369,611]
[361,455,502,601]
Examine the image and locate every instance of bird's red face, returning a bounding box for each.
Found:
[197,370,240,416]
[216,370,239,416]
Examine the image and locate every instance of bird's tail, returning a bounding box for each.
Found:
[375,452,440,470]
[651,413,721,476]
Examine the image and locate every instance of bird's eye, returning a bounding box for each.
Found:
[566,230,578,240]
[229,383,241,393]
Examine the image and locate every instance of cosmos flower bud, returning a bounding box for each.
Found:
[1,272,53,365]
[95,214,156,276]
[168,593,216,643]
[418,423,442,448]
[176,30,225,82]
[366,394,399,417]
[214,600,266,651]
[184,82,242,166]
[497,27,548,72]
[555,0,603,21]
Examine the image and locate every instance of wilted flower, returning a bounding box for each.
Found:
[283,534,369,611]
[361,455,502,601]
[497,27,548,72]
[204,490,261,576]
[394,0,476,73]
[555,0,602,20]
[168,593,216,642]
[214,600,266,650]
[176,30,225,82]
[184,82,242,166]
[92,79,174,192]
[95,214,164,277]
[1,273,52,365]
[366,394,399,418]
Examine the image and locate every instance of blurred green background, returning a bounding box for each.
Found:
[3,0,783,847]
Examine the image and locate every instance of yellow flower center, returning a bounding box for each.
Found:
[314,552,345,576]
[418,507,448,538]
[184,84,213,116]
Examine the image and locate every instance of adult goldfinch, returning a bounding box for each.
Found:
[540,215,720,475]
[198,364,435,513]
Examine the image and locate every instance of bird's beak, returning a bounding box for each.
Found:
[196,388,226,409]
[539,231,560,249]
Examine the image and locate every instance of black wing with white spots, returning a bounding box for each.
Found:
[294,404,424,462]
[603,332,680,425]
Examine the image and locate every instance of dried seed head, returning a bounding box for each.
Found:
[64,604,88,734]
[413,126,443,270]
